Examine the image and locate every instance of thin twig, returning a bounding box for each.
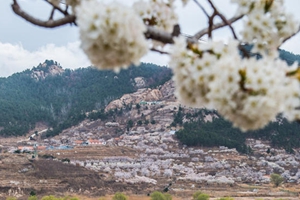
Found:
[150,48,169,55]
[49,7,55,20]
[65,5,69,13]
[193,14,243,40]
[44,0,69,15]
[207,0,238,39]
[280,26,300,48]
[145,26,198,44]
[208,11,217,39]
[193,0,209,18]
[12,0,76,28]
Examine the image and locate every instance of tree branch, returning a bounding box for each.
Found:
[208,11,217,39]
[207,0,238,39]
[150,48,169,55]
[44,0,69,16]
[11,0,76,28]
[145,26,198,44]
[193,14,243,40]
[280,25,300,48]
[49,7,55,20]
[193,0,209,18]
[145,26,175,44]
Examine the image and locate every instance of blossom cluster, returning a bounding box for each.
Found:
[133,0,178,47]
[133,0,178,33]
[232,0,299,58]
[76,0,149,72]
[170,37,300,131]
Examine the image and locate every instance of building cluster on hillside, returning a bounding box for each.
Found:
[14,138,109,153]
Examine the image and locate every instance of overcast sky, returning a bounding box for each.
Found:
[0,0,299,77]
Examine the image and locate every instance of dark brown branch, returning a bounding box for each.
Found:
[145,26,198,44]
[145,26,175,44]
[12,0,76,28]
[193,14,243,40]
[280,25,300,48]
[193,0,209,18]
[208,11,217,38]
[207,0,238,39]
[150,48,169,55]
[44,0,69,16]
[49,7,55,20]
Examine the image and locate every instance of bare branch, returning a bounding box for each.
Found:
[207,0,238,39]
[145,26,174,44]
[49,7,55,20]
[11,0,76,28]
[145,26,198,45]
[44,0,69,16]
[208,11,217,39]
[150,48,169,55]
[193,14,243,40]
[280,26,300,48]
[193,0,209,18]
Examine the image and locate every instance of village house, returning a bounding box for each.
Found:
[18,146,34,152]
[86,139,105,145]
[73,140,84,146]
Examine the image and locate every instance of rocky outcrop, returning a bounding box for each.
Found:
[158,80,176,101]
[105,80,176,111]
[105,88,163,111]
[134,77,146,88]
[31,63,64,80]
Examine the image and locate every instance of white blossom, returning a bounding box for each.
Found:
[170,36,300,131]
[76,0,148,72]
[133,0,178,47]
[133,0,178,33]
[233,0,299,57]
[163,169,173,177]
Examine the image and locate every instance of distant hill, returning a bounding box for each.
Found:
[0,47,299,138]
[0,60,172,137]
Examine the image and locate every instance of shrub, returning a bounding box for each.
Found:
[218,197,234,200]
[62,196,79,200]
[14,149,21,154]
[112,192,128,200]
[28,196,38,200]
[164,193,172,200]
[193,191,203,200]
[196,194,210,200]
[41,196,59,200]
[29,191,36,196]
[6,197,17,200]
[193,191,210,200]
[150,191,166,200]
[270,173,284,187]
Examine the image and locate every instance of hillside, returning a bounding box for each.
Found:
[0,47,299,138]
[0,60,172,137]
[0,49,300,198]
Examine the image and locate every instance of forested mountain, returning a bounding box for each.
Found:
[0,60,172,137]
[0,47,299,139]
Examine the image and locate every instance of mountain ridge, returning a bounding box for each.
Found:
[0,60,172,137]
